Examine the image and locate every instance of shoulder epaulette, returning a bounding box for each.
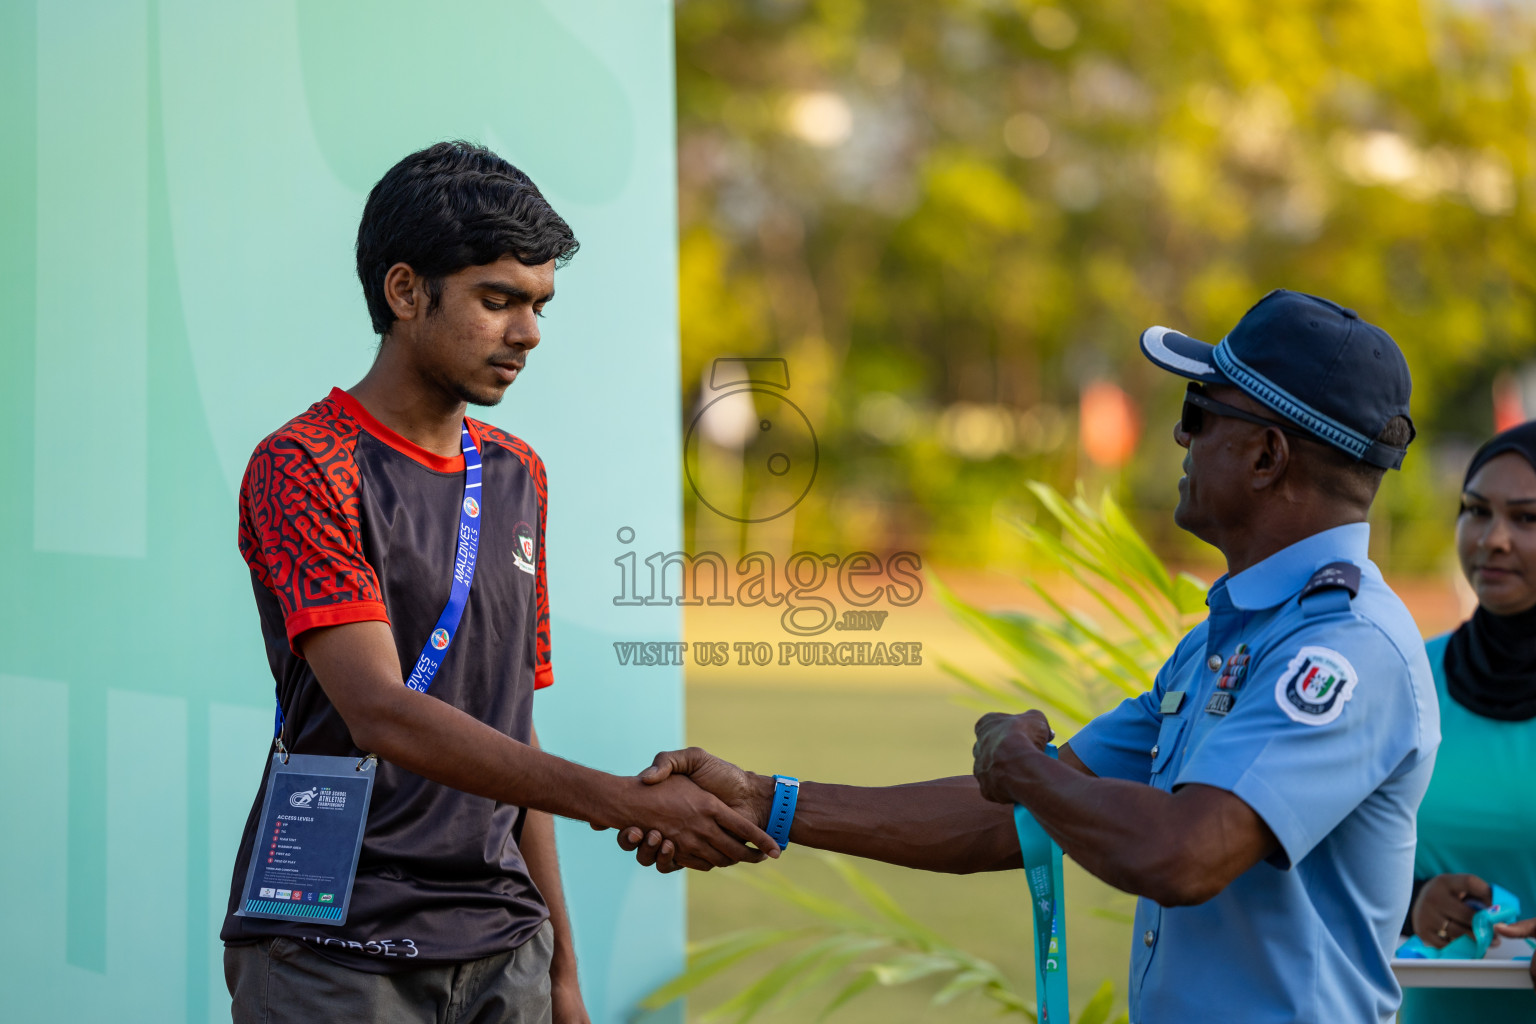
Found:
[1298,561,1360,617]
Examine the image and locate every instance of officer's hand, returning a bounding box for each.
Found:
[596,747,774,873]
[611,773,779,871]
[1411,873,1492,949]
[637,747,767,821]
[973,711,1054,804]
[1493,918,1536,990]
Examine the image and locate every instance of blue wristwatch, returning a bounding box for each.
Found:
[766,775,799,850]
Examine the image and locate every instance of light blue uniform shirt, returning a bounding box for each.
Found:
[1070,524,1439,1024]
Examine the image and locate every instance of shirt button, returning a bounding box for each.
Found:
[1207,654,1222,671]
[1143,930,1155,947]
[1150,745,1159,758]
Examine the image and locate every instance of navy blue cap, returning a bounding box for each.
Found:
[1140,290,1415,470]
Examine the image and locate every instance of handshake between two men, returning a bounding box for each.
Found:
[597,710,1069,877]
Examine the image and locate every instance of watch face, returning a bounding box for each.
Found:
[686,386,819,524]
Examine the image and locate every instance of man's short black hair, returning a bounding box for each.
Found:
[1299,415,1416,507]
[357,141,580,336]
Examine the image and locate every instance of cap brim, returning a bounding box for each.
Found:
[1140,326,1226,384]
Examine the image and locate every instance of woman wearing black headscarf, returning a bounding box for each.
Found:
[1403,421,1536,1020]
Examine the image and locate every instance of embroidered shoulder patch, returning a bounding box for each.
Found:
[1273,646,1358,726]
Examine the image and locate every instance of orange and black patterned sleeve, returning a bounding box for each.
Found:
[237,419,390,655]
[530,446,553,689]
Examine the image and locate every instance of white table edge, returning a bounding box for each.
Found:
[1392,958,1532,989]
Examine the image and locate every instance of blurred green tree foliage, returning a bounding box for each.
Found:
[676,0,1536,569]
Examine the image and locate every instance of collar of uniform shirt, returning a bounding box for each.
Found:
[1207,522,1372,611]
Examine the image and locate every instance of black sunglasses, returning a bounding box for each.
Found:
[1181,384,1310,439]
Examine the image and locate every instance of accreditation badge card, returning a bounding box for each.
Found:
[235,753,375,925]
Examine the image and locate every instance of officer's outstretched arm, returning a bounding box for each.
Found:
[614,745,1097,875]
[973,712,1278,906]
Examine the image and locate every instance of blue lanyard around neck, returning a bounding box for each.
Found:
[276,422,483,741]
[1013,744,1070,1024]
[403,422,483,693]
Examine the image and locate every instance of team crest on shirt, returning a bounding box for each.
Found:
[1274,645,1358,726]
[513,522,536,575]
[463,496,480,518]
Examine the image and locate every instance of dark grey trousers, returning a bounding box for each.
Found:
[225,922,553,1024]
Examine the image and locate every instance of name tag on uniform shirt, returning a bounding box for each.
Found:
[1206,692,1235,716]
[235,753,375,925]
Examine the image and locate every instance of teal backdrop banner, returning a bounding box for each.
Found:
[0,2,686,1021]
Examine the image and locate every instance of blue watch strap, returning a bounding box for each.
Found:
[767,775,799,850]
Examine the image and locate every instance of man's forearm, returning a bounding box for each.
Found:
[302,622,776,869]
[524,732,582,1000]
[350,684,636,826]
[303,621,646,829]
[524,810,578,962]
[727,750,1209,896]
[992,744,1270,906]
[993,747,1189,900]
[744,774,1022,874]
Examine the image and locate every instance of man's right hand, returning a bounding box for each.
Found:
[615,767,779,871]
[608,747,773,873]
[1412,872,1493,948]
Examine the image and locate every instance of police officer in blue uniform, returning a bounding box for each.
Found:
[974,291,1437,1023]
[617,291,1438,1024]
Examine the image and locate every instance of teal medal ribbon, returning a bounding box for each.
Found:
[1013,744,1069,1023]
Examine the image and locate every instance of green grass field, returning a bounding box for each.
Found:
[681,680,1135,1023]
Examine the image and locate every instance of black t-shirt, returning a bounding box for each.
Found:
[220,387,554,972]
